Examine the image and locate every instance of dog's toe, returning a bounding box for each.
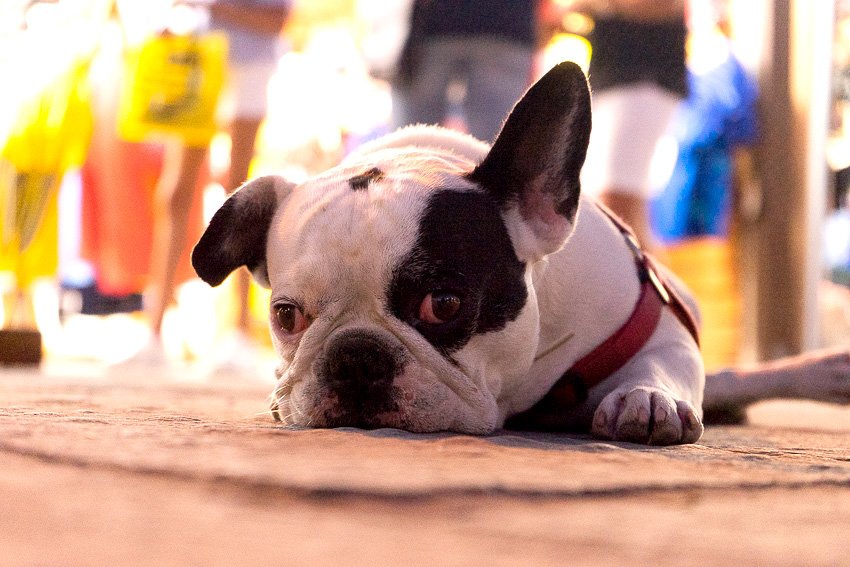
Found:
[677,400,704,444]
[593,387,703,445]
[591,390,624,440]
[647,391,683,445]
[614,387,653,443]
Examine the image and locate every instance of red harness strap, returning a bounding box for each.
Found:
[505,204,699,429]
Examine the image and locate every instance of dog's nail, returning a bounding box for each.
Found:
[638,406,650,424]
[655,408,668,423]
[594,411,608,428]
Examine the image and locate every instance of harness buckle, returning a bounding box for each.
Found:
[624,233,670,305]
[646,266,671,305]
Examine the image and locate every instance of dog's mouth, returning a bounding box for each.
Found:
[269,325,501,434]
[272,327,412,429]
[314,388,405,429]
[271,381,409,429]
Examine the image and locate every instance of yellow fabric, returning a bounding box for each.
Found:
[0,59,91,286]
[0,191,58,288]
[118,33,228,148]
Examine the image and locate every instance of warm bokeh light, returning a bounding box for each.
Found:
[3,0,850,369]
[540,32,592,76]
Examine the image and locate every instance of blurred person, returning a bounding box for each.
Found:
[391,0,537,143]
[137,0,291,369]
[641,0,758,370]
[651,0,758,244]
[568,0,688,249]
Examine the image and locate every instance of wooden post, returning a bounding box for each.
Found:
[735,0,833,361]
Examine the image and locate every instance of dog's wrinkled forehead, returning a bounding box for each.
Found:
[291,147,475,226]
[286,147,478,234]
[337,147,478,193]
[265,147,481,302]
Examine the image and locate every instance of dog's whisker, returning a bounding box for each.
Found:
[278,409,299,425]
[265,388,284,404]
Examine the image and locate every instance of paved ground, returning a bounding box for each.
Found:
[1,363,849,566]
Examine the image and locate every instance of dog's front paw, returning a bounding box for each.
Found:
[591,386,703,445]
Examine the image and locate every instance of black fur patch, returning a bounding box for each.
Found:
[388,190,527,354]
[349,167,385,191]
[466,61,591,227]
[192,176,279,287]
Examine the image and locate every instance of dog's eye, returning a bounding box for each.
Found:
[274,303,308,334]
[419,291,462,324]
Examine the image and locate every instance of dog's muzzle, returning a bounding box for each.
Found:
[313,328,408,427]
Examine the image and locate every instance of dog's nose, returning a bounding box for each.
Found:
[317,329,407,427]
[322,330,403,388]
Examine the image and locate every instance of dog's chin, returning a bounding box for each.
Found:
[303,386,408,430]
[276,375,499,434]
[308,401,410,430]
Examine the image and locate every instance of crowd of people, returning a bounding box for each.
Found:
[0,0,836,377]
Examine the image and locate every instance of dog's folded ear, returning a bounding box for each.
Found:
[467,61,592,262]
[192,174,295,288]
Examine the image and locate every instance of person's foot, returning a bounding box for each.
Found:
[111,335,180,380]
[206,331,276,382]
[119,336,169,366]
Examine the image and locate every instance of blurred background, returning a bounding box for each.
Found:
[1,0,849,379]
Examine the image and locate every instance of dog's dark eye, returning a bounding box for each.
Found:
[419,291,462,324]
[274,303,308,334]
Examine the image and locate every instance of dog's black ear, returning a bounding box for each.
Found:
[192,174,295,288]
[467,61,591,262]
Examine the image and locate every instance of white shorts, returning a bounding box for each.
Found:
[218,58,278,121]
[580,82,681,198]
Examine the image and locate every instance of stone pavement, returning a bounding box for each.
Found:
[1,364,849,566]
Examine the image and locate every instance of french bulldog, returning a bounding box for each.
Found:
[191,61,833,445]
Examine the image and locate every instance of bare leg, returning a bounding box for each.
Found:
[597,190,658,254]
[226,117,262,334]
[201,118,267,376]
[703,349,850,423]
[147,142,208,338]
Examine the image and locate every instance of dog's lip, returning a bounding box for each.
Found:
[321,411,406,430]
[274,319,497,429]
[280,364,499,433]
[270,399,283,421]
[290,383,406,429]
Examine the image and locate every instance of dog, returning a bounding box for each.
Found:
[191,62,843,445]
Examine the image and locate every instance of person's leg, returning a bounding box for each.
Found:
[226,116,263,333]
[464,38,533,143]
[596,192,654,249]
[394,39,459,130]
[222,53,279,339]
[581,83,681,249]
[146,141,207,339]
